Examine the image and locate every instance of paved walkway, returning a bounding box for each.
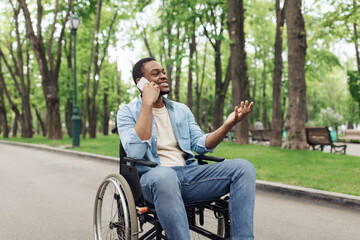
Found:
[322,142,359,157]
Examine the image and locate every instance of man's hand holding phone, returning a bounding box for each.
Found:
[138,77,160,106]
[137,77,150,91]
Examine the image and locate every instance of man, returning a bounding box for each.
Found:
[117,57,256,240]
[255,119,264,130]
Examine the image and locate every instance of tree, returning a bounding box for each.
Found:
[200,1,232,130]
[0,1,34,138]
[88,7,118,138]
[348,70,360,112]
[0,61,9,138]
[227,0,250,144]
[270,0,286,147]
[0,56,22,137]
[82,0,102,138]
[284,0,307,149]
[19,0,72,139]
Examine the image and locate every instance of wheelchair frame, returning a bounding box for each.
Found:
[94,142,231,240]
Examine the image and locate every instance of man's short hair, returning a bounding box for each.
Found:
[132,57,156,84]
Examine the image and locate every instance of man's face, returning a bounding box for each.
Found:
[140,60,170,95]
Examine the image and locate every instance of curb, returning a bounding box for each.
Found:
[256,180,360,210]
[1,140,359,210]
[0,140,119,164]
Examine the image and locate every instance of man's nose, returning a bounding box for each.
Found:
[159,72,167,80]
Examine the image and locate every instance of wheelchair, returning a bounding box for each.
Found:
[94,130,231,240]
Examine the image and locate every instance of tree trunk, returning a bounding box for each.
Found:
[64,30,73,138]
[284,0,307,149]
[164,24,174,99]
[19,0,72,139]
[227,0,250,144]
[65,98,72,137]
[12,114,19,137]
[261,61,267,128]
[202,8,230,131]
[174,27,182,102]
[195,43,207,126]
[116,71,121,106]
[214,56,233,131]
[88,6,117,138]
[251,48,259,127]
[34,106,46,137]
[187,28,196,110]
[354,22,360,76]
[22,45,33,138]
[0,86,9,138]
[212,43,223,129]
[203,98,210,132]
[89,98,97,138]
[270,0,285,147]
[82,0,102,138]
[102,89,109,135]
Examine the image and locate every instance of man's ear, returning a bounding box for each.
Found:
[135,78,141,85]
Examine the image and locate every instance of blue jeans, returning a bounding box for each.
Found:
[140,159,256,240]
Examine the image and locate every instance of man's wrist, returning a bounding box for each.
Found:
[223,121,235,131]
[142,100,154,108]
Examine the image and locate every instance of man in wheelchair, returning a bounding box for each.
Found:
[117,57,256,240]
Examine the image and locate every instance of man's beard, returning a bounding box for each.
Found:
[160,90,170,95]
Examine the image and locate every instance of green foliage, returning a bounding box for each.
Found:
[0,0,358,135]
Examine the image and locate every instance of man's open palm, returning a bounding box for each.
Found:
[225,100,254,127]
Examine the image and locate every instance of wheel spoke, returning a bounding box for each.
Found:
[94,175,137,240]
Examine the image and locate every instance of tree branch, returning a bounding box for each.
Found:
[0,48,21,96]
[0,58,20,116]
[54,0,72,83]
[47,0,60,74]
[99,11,118,70]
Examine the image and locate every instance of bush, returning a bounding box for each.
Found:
[317,107,344,130]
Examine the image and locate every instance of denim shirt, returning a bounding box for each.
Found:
[117,96,215,175]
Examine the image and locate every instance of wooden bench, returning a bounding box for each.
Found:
[305,127,347,154]
[250,129,271,143]
[338,130,360,142]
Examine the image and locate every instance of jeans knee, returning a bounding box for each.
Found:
[230,159,256,183]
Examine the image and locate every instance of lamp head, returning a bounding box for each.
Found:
[68,12,80,30]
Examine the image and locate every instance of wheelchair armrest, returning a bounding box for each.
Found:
[123,157,158,168]
[195,155,225,163]
[111,127,118,134]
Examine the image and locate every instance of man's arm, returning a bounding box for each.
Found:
[134,82,160,140]
[205,100,254,149]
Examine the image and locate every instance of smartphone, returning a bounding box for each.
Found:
[137,77,150,91]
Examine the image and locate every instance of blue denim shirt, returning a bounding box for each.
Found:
[117,96,215,175]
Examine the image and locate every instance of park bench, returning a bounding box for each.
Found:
[250,129,271,143]
[305,127,346,154]
[338,129,360,142]
[262,129,271,141]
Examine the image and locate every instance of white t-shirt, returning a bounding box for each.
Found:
[152,106,185,167]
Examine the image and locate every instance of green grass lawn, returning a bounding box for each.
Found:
[1,134,359,196]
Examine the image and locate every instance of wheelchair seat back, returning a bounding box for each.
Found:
[119,143,143,204]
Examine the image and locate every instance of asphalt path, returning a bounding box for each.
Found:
[0,143,359,240]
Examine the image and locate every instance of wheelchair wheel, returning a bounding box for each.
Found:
[94,173,138,240]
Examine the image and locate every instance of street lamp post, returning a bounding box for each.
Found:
[69,12,81,147]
